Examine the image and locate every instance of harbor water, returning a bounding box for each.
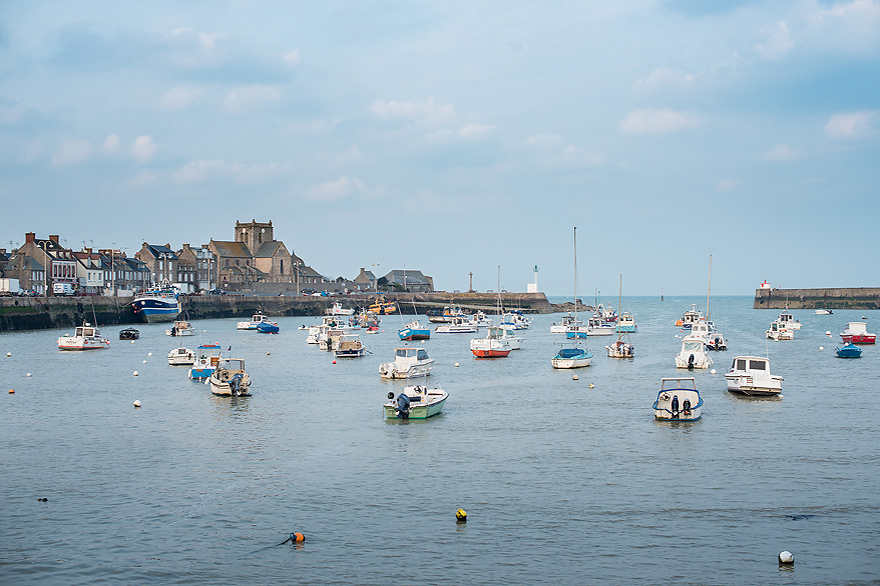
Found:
[1,296,878,585]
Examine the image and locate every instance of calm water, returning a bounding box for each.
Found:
[1,296,878,585]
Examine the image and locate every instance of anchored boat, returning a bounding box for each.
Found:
[653,378,703,421]
[209,358,251,396]
[57,323,109,351]
[379,347,434,378]
[724,356,783,396]
[383,386,447,419]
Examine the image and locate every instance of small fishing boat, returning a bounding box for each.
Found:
[327,301,355,316]
[131,289,179,323]
[776,310,801,330]
[470,326,512,358]
[383,385,448,419]
[674,334,713,369]
[256,321,280,334]
[427,305,466,323]
[57,323,110,351]
[368,301,397,315]
[766,320,794,340]
[379,347,434,378]
[724,356,783,396]
[836,343,863,358]
[167,346,196,366]
[705,331,727,351]
[365,325,380,334]
[435,317,478,334]
[498,325,524,350]
[335,334,366,358]
[319,328,347,351]
[605,338,634,358]
[501,311,531,330]
[550,313,578,334]
[586,316,615,336]
[840,321,876,344]
[398,320,431,341]
[209,358,251,396]
[166,320,196,336]
[189,343,223,379]
[675,305,703,329]
[119,327,140,340]
[814,309,833,315]
[236,313,273,330]
[615,312,637,333]
[653,378,703,421]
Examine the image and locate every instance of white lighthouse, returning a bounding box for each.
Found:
[527,265,539,293]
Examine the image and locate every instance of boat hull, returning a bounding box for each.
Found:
[57,339,108,350]
[841,334,876,344]
[133,298,180,323]
[398,328,430,341]
[383,396,446,419]
[472,348,511,358]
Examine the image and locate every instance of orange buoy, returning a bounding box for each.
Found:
[8,389,14,394]
[292,532,305,542]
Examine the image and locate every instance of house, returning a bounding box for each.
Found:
[382,270,434,293]
[178,244,216,292]
[15,233,79,295]
[353,267,378,291]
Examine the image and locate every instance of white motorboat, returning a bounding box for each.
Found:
[501,311,531,330]
[470,326,512,358]
[814,309,833,315]
[209,358,251,396]
[435,317,478,334]
[57,323,110,351]
[550,313,578,334]
[587,316,615,336]
[674,334,713,369]
[319,328,347,351]
[653,378,703,421]
[379,347,434,378]
[383,385,448,419]
[766,320,794,340]
[166,320,196,336]
[327,301,355,316]
[167,346,196,366]
[190,343,223,379]
[615,312,637,333]
[334,334,366,358]
[675,304,704,329]
[605,338,634,358]
[498,325,523,350]
[776,310,801,330]
[467,311,493,328]
[724,356,783,396]
[236,313,273,330]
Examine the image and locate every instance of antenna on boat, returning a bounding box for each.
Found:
[706,254,712,319]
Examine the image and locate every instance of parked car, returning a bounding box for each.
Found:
[208,288,227,295]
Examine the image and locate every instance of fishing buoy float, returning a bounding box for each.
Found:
[26,373,32,377]
[280,532,305,544]
[133,400,142,408]
[710,369,717,375]
[588,383,594,389]
[819,346,824,351]
[572,374,579,380]
[267,352,271,355]
[778,551,794,564]
[133,371,139,376]
[5,352,10,357]
[456,509,467,522]
[147,352,152,357]
[455,363,460,367]
[142,360,147,364]
[131,340,135,344]
[825,331,832,336]
[8,389,14,394]
[332,360,336,364]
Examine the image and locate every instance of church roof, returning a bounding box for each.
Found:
[212,241,252,258]
[253,241,286,258]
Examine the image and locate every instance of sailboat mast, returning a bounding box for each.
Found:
[616,274,623,343]
[706,254,712,318]
[497,266,503,316]
[573,227,578,324]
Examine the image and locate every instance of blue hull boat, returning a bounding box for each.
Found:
[836,343,862,358]
[257,322,280,334]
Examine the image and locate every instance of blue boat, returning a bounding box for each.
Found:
[189,344,223,379]
[836,343,862,358]
[398,320,431,341]
[132,289,180,323]
[257,321,280,334]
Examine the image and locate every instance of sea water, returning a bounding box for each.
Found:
[1,296,878,585]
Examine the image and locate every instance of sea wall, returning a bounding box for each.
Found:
[753,287,880,310]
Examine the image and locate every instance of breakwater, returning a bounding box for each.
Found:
[0,292,554,332]
[753,287,880,310]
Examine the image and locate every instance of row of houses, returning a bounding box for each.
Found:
[0,220,434,296]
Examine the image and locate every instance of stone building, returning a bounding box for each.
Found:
[135,243,179,286]
[14,233,79,294]
[353,268,378,291]
[178,244,216,291]
[382,269,434,292]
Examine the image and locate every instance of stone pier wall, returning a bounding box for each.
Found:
[753,287,880,310]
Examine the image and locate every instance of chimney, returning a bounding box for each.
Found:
[49,235,59,244]
[25,232,35,244]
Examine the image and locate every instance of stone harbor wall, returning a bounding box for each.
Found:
[753,287,880,310]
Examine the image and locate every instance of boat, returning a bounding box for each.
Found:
[674,334,713,369]
[167,346,196,366]
[814,309,833,315]
[586,316,615,336]
[327,301,355,316]
[131,289,180,323]
[166,320,196,336]
[724,356,784,396]
[435,317,478,333]
[498,325,524,349]
[840,321,876,344]
[606,275,635,358]
[653,378,703,421]
[398,320,431,341]
[467,311,493,328]
[319,328,347,351]
[674,304,703,329]
[836,343,863,358]
[605,338,634,358]
[470,326,512,358]
[383,385,448,419]
[189,343,223,379]
[256,321,280,334]
[208,358,251,396]
[365,325,380,334]
[705,329,727,351]
[552,227,593,369]
[501,311,531,330]
[57,323,110,351]
[427,305,467,323]
[236,313,273,330]
[776,309,801,330]
[766,320,794,340]
[615,312,637,333]
[335,334,366,358]
[367,301,397,315]
[119,327,140,340]
[379,347,434,378]
[550,313,577,334]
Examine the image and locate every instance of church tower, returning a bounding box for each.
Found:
[234,219,274,254]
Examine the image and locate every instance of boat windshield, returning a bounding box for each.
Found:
[682,340,703,352]
[748,359,767,370]
[661,378,697,391]
[417,350,429,360]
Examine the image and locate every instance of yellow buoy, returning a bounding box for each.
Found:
[456,508,467,522]
[8,389,14,394]
[588,383,595,389]
[572,374,579,380]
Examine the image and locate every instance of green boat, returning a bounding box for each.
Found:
[384,386,448,419]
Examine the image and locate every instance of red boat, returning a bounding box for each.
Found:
[840,322,876,344]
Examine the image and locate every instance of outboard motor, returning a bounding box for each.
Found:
[229,373,243,396]
[671,395,680,417]
[682,398,692,416]
[687,354,695,370]
[395,393,411,419]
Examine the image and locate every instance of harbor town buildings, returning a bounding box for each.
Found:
[1,220,434,296]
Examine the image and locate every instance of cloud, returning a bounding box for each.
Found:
[526,134,565,149]
[458,123,494,139]
[101,134,121,153]
[131,135,157,163]
[369,97,456,125]
[525,134,605,168]
[221,85,283,113]
[807,0,880,51]
[130,170,159,186]
[756,20,794,59]
[305,176,367,202]
[619,108,699,134]
[715,178,739,191]
[50,139,93,167]
[283,50,301,65]
[633,67,697,93]
[825,110,880,138]
[760,143,798,161]
[157,87,204,110]
[171,159,293,183]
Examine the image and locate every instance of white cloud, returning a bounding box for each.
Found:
[715,178,739,191]
[172,160,225,183]
[305,176,366,202]
[284,50,301,65]
[157,87,204,110]
[756,21,794,59]
[50,139,92,167]
[459,123,494,139]
[525,134,604,168]
[369,97,456,125]
[760,143,798,161]
[525,134,565,149]
[619,108,699,134]
[101,134,121,153]
[131,136,158,163]
[633,67,697,93]
[825,110,880,138]
[171,159,293,184]
[221,85,283,113]
[130,171,159,186]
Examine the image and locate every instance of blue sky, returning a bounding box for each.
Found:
[1,1,878,296]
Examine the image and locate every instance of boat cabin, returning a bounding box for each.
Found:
[843,322,868,335]
[75,325,99,338]
[730,356,769,374]
[777,311,798,326]
[396,347,430,361]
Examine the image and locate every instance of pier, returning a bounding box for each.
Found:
[753,287,880,310]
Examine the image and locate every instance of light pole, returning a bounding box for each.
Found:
[371,263,380,292]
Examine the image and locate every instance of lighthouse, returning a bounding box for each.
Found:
[527,265,539,293]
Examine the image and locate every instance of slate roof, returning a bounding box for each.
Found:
[145,244,178,260]
[254,241,285,258]
[212,241,252,258]
[385,270,430,286]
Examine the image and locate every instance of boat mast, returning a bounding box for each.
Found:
[706,254,712,319]
[616,273,623,344]
[497,266,503,317]
[573,227,578,342]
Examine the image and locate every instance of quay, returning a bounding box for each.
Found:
[0,292,555,332]
[754,287,880,310]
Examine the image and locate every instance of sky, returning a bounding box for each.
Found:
[1,0,878,296]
